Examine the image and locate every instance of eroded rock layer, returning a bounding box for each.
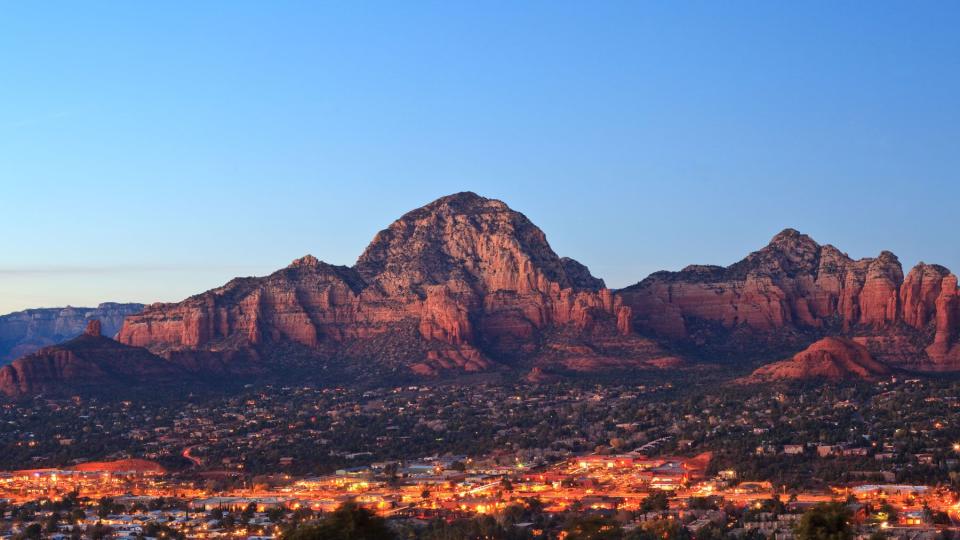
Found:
[619,229,960,370]
[118,192,663,375]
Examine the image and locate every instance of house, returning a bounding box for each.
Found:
[817,445,836,457]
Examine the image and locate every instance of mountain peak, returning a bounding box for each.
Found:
[84,319,102,337]
[771,227,802,240]
[766,228,819,252]
[427,191,497,208]
[289,254,321,268]
[390,192,510,225]
[355,192,598,292]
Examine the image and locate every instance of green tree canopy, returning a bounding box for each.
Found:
[795,502,853,540]
[283,501,395,540]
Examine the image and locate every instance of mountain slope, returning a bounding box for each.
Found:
[619,229,960,370]
[118,192,664,377]
[11,198,960,397]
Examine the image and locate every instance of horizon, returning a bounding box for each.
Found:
[0,190,952,315]
[3,2,959,313]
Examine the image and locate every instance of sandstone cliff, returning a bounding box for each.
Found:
[619,229,960,370]
[0,303,144,364]
[15,200,959,394]
[119,193,666,375]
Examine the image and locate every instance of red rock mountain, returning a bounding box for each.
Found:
[743,337,891,382]
[619,229,960,370]
[8,198,960,397]
[0,320,181,397]
[118,193,669,376]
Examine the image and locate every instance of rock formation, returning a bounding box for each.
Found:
[0,320,182,397]
[118,192,668,375]
[10,197,960,395]
[742,337,890,382]
[619,229,960,370]
[0,303,144,364]
[84,319,102,337]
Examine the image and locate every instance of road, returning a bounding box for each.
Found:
[182,446,203,467]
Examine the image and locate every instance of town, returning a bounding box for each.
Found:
[4,376,960,539]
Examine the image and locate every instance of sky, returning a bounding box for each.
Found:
[1,2,959,314]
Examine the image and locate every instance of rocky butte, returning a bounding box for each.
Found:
[117,192,674,378]
[742,337,891,383]
[619,228,960,371]
[0,302,144,364]
[0,320,181,397]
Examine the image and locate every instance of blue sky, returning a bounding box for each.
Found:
[1,2,958,313]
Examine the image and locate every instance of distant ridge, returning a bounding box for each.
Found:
[0,303,144,364]
[0,320,182,397]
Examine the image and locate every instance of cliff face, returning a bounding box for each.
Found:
[619,229,960,370]
[16,198,960,393]
[0,303,145,364]
[743,337,890,382]
[0,321,181,397]
[119,193,660,375]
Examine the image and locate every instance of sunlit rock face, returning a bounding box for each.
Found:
[619,229,960,371]
[742,337,891,383]
[16,195,960,394]
[118,192,667,376]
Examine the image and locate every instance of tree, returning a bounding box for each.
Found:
[44,511,62,533]
[283,501,395,540]
[267,507,286,523]
[97,497,113,519]
[23,523,42,540]
[794,503,853,540]
[144,523,186,540]
[563,515,623,540]
[88,523,112,540]
[627,520,691,540]
[877,502,898,523]
[640,490,670,513]
[242,502,257,522]
[70,508,86,524]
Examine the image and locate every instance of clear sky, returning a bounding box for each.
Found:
[2,2,958,314]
